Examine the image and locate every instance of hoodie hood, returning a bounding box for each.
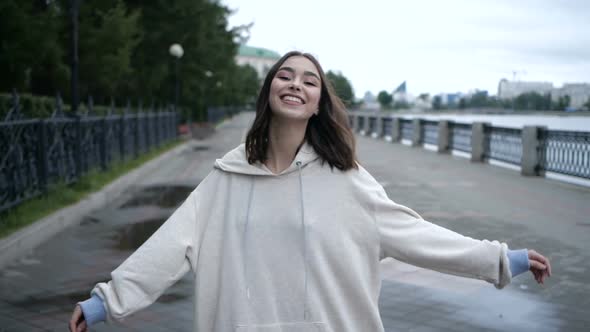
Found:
[214,142,319,176]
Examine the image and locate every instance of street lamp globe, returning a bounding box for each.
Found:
[169,43,184,58]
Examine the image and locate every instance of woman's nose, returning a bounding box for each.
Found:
[289,81,302,91]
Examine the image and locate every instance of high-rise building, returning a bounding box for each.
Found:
[497,79,553,99]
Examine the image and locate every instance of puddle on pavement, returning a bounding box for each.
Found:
[192,145,210,151]
[115,218,166,250]
[119,184,194,209]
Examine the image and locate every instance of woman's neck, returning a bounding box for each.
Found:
[265,117,308,174]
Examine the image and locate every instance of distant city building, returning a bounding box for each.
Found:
[392,81,408,103]
[362,91,380,110]
[498,79,590,109]
[235,45,281,79]
[552,83,590,109]
[434,92,463,106]
[497,79,553,99]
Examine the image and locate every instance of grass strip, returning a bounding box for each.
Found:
[0,139,185,238]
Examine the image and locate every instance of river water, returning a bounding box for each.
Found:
[390,113,590,131]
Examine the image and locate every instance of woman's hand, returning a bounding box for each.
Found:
[69,305,87,332]
[528,249,551,285]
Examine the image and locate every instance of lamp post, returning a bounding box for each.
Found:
[70,0,80,113]
[169,43,185,134]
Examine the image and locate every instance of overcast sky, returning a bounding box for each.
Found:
[222,0,590,98]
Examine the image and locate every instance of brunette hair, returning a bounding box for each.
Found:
[245,51,357,171]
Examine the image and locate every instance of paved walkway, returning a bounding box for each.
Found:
[0,112,588,331]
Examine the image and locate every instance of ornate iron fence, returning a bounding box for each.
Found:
[0,92,178,214]
[540,130,590,178]
[382,117,393,137]
[450,122,472,153]
[422,120,439,145]
[485,126,522,165]
[401,119,413,141]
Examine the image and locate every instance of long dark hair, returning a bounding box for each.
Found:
[245,51,357,171]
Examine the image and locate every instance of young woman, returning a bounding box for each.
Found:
[69,51,551,332]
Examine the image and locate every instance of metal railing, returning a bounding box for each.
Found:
[0,92,178,214]
[540,130,590,178]
[422,120,438,145]
[347,112,590,182]
[382,117,393,137]
[450,122,472,153]
[485,126,523,165]
[401,119,413,141]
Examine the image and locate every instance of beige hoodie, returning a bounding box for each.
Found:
[91,142,511,331]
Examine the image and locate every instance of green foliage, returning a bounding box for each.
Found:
[553,95,571,111]
[377,90,392,108]
[78,1,142,98]
[513,92,553,111]
[584,97,590,110]
[326,71,355,106]
[0,1,68,94]
[1,0,256,118]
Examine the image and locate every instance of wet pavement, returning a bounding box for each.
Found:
[1,112,589,331]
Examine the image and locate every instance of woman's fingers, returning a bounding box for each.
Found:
[77,320,87,332]
[528,249,552,284]
[69,305,85,332]
[529,250,551,277]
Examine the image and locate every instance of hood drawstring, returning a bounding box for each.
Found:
[296,161,309,321]
[243,178,256,301]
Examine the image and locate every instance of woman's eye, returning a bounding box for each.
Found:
[278,76,290,81]
[305,82,317,86]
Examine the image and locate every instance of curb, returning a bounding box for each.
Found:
[0,139,193,269]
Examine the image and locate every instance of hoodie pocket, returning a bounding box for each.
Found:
[235,321,326,332]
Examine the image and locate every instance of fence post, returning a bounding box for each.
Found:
[438,120,450,153]
[375,115,384,138]
[391,118,401,142]
[412,118,422,147]
[521,126,546,176]
[471,122,488,162]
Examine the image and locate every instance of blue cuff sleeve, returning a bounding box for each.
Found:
[507,249,530,278]
[78,294,107,326]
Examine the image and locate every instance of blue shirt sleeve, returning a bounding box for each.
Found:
[78,294,107,326]
[507,248,530,278]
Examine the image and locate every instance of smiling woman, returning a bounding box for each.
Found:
[69,51,551,332]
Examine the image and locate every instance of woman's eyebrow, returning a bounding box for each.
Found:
[278,66,320,80]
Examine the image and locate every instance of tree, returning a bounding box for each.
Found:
[553,94,571,111]
[77,1,142,99]
[0,1,68,94]
[584,97,590,111]
[418,93,429,102]
[326,70,354,106]
[377,90,392,109]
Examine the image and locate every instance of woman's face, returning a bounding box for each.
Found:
[268,56,322,121]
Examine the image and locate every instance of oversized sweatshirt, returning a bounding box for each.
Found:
[85,142,524,331]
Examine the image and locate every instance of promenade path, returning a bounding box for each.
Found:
[0,111,588,331]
